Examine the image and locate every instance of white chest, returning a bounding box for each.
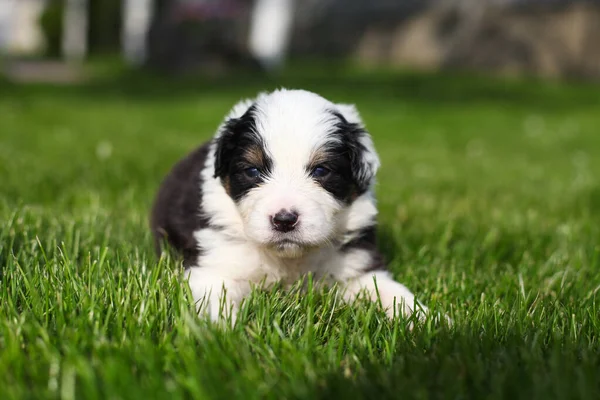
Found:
[194,228,339,286]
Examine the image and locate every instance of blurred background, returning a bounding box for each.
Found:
[1,0,599,82]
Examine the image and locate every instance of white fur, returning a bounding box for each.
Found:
[186,89,430,324]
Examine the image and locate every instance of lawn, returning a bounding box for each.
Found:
[1,65,599,399]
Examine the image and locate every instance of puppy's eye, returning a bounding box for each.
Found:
[310,166,330,178]
[244,167,260,178]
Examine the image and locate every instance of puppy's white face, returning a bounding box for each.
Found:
[213,90,379,258]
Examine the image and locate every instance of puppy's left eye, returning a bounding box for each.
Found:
[244,167,260,178]
[310,166,330,178]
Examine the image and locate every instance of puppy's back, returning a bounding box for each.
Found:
[150,142,211,267]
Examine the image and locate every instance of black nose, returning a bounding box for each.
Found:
[271,210,299,232]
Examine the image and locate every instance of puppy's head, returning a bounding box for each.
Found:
[213,89,379,257]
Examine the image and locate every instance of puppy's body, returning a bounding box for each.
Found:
[151,89,426,322]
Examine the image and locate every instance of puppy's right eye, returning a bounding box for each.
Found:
[244,167,260,178]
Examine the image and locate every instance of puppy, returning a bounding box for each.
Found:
[151,89,428,323]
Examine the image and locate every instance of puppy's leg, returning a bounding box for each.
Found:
[341,270,428,320]
[185,267,251,324]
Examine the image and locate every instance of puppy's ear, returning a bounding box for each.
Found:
[336,104,364,125]
[213,126,234,179]
[225,94,265,119]
[214,103,257,178]
[335,104,381,193]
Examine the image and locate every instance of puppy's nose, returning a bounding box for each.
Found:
[271,209,299,232]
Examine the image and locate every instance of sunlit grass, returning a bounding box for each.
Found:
[1,66,599,399]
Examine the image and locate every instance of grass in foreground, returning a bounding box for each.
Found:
[1,66,599,399]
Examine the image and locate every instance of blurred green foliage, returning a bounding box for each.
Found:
[39,0,64,57]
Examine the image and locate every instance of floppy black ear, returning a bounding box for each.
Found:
[213,124,236,179]
[333,105,380,193]
[213,104,258,178]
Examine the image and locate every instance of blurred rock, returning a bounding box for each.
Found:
[440,1,600,79]
[294,0,600,80]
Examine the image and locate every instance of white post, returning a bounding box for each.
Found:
[0,0,14,53]
[62,0,88,61]
[248,0,295,70]
[122,0,154,66]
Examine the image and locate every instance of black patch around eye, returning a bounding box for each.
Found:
[213,104,273,202]
[310,159,355,202]
[227,169,263,201]
[307,109,372,203]
[226,159,269,201]
[327,110,372,195]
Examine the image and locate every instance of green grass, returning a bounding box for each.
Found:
[1,66,600,399]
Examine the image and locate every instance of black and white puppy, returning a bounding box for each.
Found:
[151,89,428,322]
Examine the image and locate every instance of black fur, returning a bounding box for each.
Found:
[306,110,372,203]
[214,105,273,202]
[328,110,372,195]
[307,152,355,202]
[150,142,211,268]
[341,226,386,272]
[214,105,259,178]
